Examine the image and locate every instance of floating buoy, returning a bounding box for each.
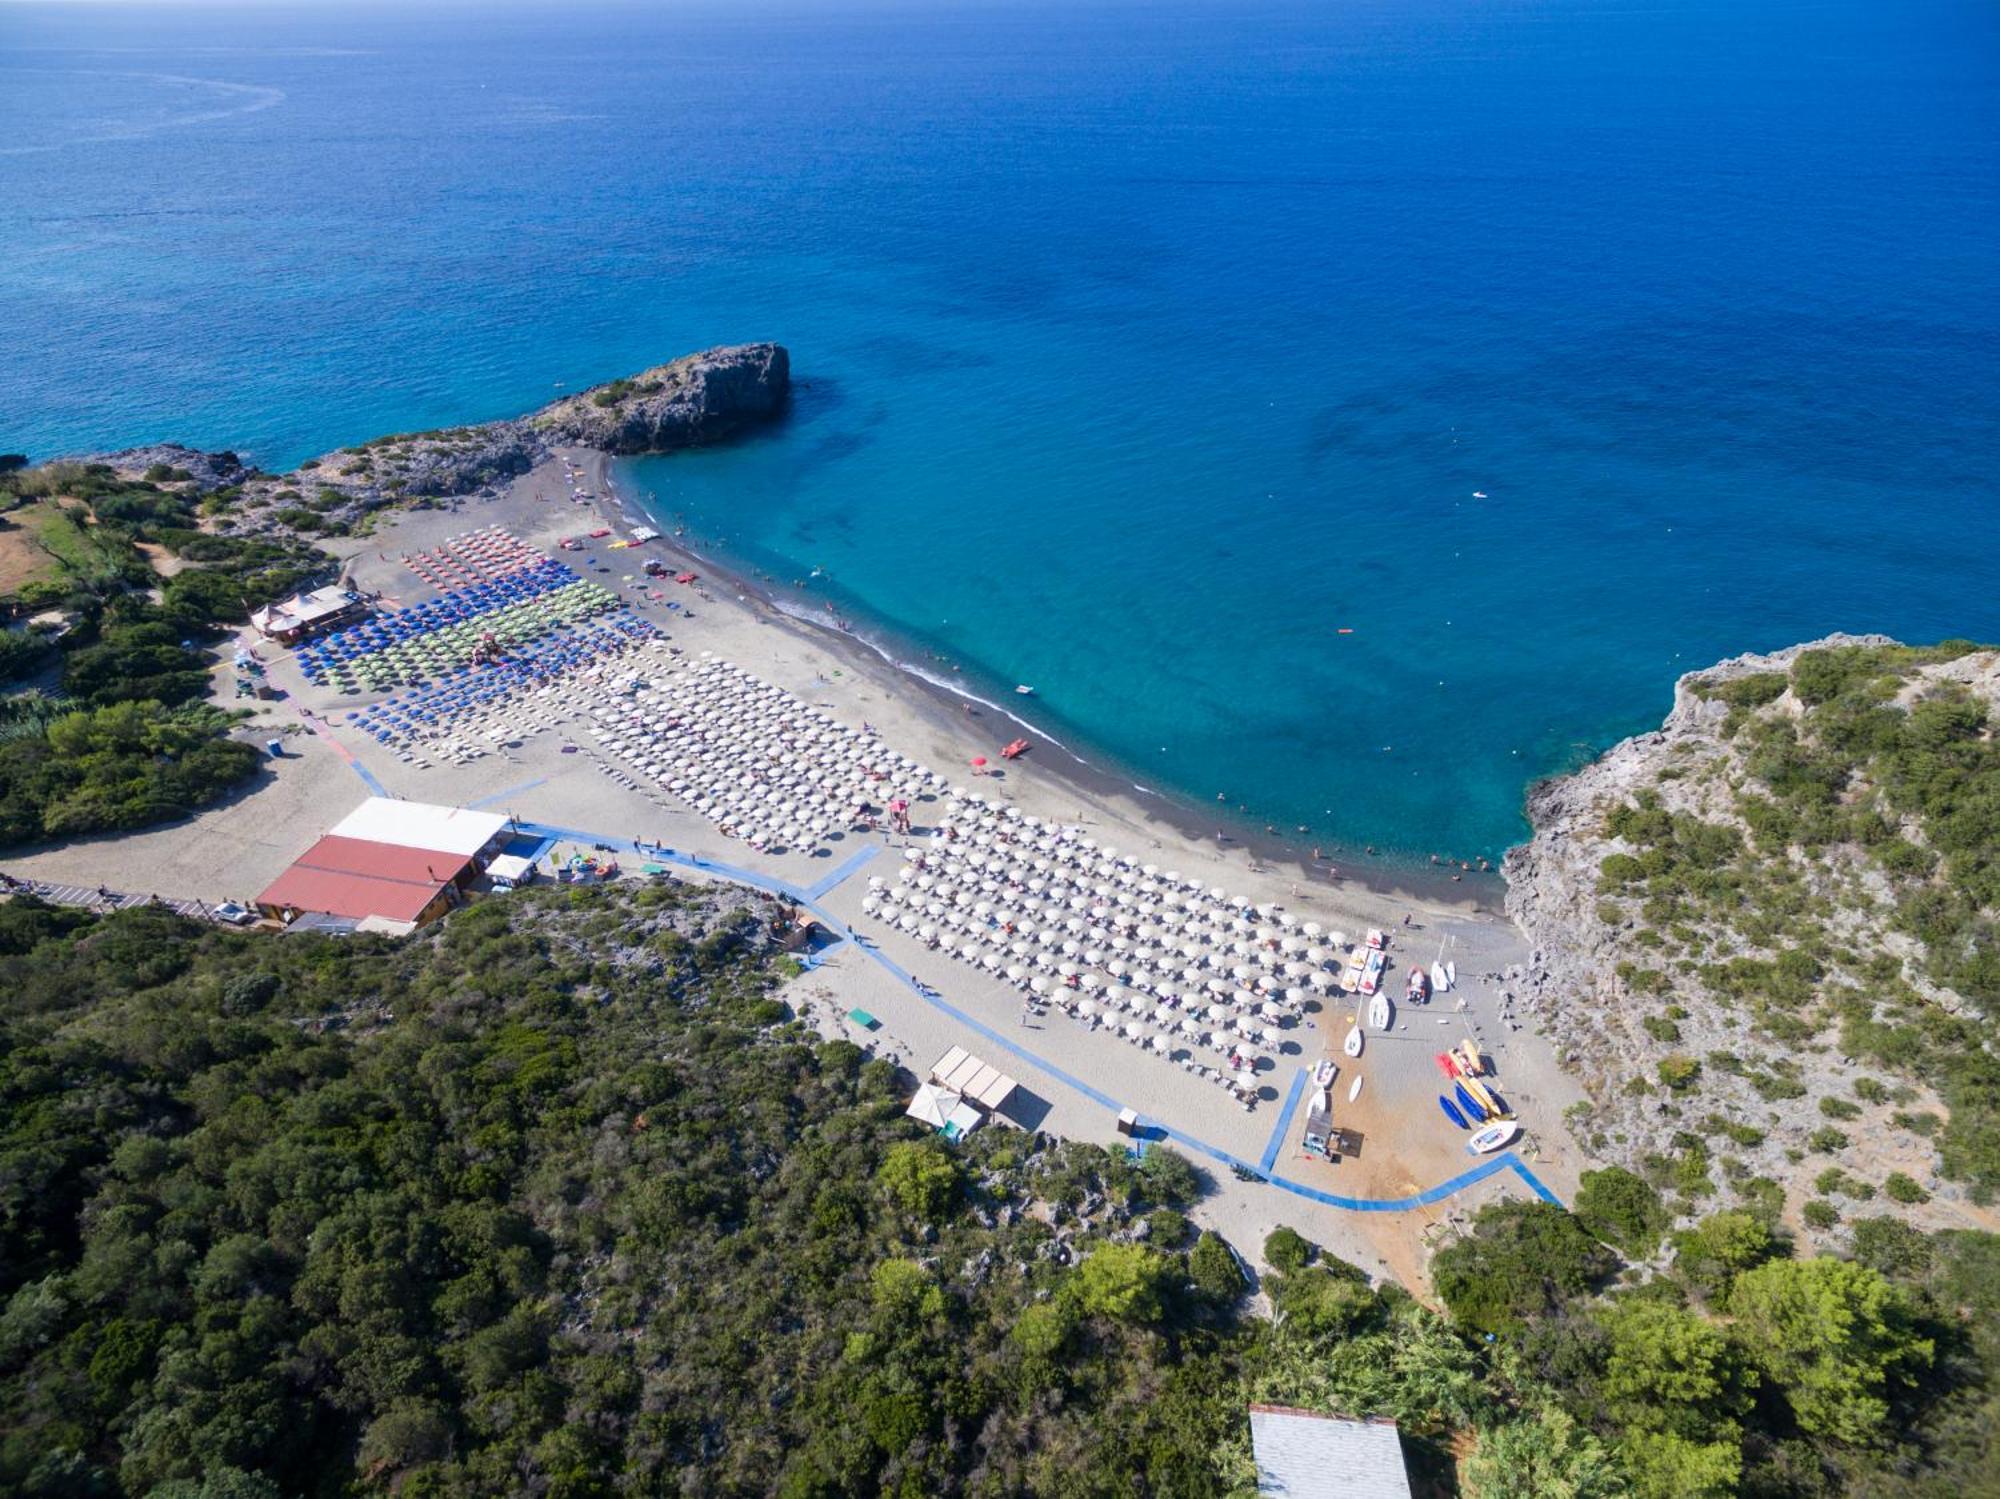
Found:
[1337,628,1354,635]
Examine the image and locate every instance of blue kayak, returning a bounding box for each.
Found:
[1438,1095,1469,1129]
[1453,1082,1489,1124]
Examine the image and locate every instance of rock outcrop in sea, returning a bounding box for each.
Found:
[528,343,790,453]
[67,342,789,540]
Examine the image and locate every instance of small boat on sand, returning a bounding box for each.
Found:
[1456,1038,1482,1076]
[1406,967,1429,1003]
[1358,949,1385,995]
[1366,928,1386,950]
[1343,1026,1363,1058]
[1430,960,1449,993]
[1439,1095,1469,1128]
[1309,1086,1330,1118]
[1312,1059,1337,1087]
[1349,1075,1364,1102]
[1453,1082,1488,1123]
[1369,994,1391,1031]
[1468,1121,1520,1154]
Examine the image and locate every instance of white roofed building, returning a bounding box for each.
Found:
[329,798,512,863]
[1248,1407,1413,1498]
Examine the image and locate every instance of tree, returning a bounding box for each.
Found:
[1432,1203,1616,1335]
[1574,1168,1668,1257]
[1600,1299,1754,1430]
[1076,1242,1169,1324]
[1595,1297,1752,1495]
[869,1259,944,1321]
[1670,1211,1775,1301]
[1189,1232,1245,1304]
[1616,1430,1739,1499]
[1727,1257,1934,1441]
[1134,1146,1200,1208]
[875,1141,960,1221]
[1459,1406,1627,1499]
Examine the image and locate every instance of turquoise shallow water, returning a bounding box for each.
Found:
[4,0,1997,861]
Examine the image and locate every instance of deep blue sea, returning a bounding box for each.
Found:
[5,0,1997,863]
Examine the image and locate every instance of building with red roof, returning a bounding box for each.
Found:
[255,798,516,931]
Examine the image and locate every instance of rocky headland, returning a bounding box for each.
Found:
[69,342,789,541]
[1503,634,2000,1243]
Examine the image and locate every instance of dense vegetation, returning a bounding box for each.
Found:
[2,883,1991,1497]
[0,462,328,848]
[1587,640,2000,1206]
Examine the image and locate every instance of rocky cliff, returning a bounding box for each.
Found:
[527,342,789,452]
[1502,635,2000,1242]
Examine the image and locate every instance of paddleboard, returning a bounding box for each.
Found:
[1446,960,1457,988]
[1453,1081,1488,1123]
[1343,1025,1363,1058]
[1439,1095,1469,1128]
[1349,1075,1364,1102]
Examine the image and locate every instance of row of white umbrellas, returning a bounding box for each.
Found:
[591,657,948,853]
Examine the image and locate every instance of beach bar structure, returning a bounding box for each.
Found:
[256,797,513,933]
[1248,1407,1412,1498]
[927,1045,1019,1120]
[249,586,369,645]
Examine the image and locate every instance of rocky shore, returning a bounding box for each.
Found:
[1501,634,1999,1239]
[71,342,789,542]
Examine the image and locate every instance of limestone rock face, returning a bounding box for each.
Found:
[1500,633,1997,1236]
[529,343,790,454]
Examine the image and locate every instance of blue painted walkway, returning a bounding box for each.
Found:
[481,819,1565,1212]
[470,776,547,810]
[1259,1067,1308,1174]
[804,842,883,900]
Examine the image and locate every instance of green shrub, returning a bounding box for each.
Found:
[1883,1172,1930,1205]
[1263,1226,1313,1274]
[1658,1055,1701,1091]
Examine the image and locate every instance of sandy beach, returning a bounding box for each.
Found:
[0,449,1590,1290]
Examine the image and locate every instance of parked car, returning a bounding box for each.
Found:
[214,901,255,926]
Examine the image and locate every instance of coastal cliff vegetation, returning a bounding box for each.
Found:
[1507,637,2000,1246]
[0,461,331,848]
[1,882,1993,1498]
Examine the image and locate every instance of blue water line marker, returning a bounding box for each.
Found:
[502,819,1565,1212]
[1260,1067,1308,1174]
